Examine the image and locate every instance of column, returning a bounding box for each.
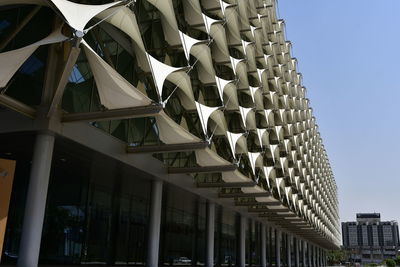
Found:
[276,230,281,267]
[308,244,312,267]
[205,201,215,267]
[313,246,316,267]
[238,215,247,267]
[319,248,322,267]
[17,133,55,267]
[302,240,307,267]
[147,180,163,267]
[261,224,267,267]
[287,234,292,267]
[295,238,300,267]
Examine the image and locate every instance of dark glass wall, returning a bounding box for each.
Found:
[159,184,205,266]
[1,135,151,265]
[215,206,237,266]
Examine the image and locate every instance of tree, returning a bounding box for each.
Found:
[394,255,400,266]
[385,258,396,267]
[327,249,349,265]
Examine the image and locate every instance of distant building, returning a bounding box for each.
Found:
[342,213,400,264]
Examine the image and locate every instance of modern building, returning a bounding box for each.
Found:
[0,0,340,266]
[342,213,400,264]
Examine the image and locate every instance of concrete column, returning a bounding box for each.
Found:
[276,230,281,267]
[295,238,300,267]
[313,246,316,267]
[308,244,312,267]
[287,234,292,267]
[238,215,246,267]
[302,240,307,267]
[18,133,55,267]
[318,248,322,267]
[205,201,215,267]
[261,224,267,267]
[147,180,163,267]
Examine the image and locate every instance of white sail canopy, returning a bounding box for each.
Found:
[51,0,122,32]
[179,31,207,61]
[195,102,219,137]
[147,54,186,100]
[195,148,231,167]
[82,41,152,109]
[0,27,67,88]
[155,111,201,144]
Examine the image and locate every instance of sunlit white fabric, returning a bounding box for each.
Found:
[51,0,122,32]
[146,54,185,100]
[195,102,219,137]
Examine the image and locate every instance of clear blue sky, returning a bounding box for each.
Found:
[277,0,400,223]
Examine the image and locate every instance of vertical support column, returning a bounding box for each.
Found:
[238,215,247,267]
[302,240,306,267]
[318,248,321,267]
[17,133,55,267]
[287,234,292,267]
[147,180,163,267]
[276,230,281,267]
[295,238,300,267]
[205,201,215,267]
[313,246,316,267]
[308,243,312,267]
[261,224,267,267]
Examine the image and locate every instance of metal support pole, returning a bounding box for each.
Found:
[276,230,281,267]
[261,224,267,267]
[239,215,246,267]
[205,201,215,267]
[147,180,163,267]
[287,234,292,267]
[295,238,300,267]
[302,240,307,267]
[17,133,55,267]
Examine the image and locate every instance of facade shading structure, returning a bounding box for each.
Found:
[0,0,340,266]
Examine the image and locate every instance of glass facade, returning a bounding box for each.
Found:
[0,133,323,267]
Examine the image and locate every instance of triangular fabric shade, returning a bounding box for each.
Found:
[167,71,196,109]
[195,102,219,137]
[241,40,253,56]
[256,128,268,147]
[275,177,284,197]
[219,0,235,15]
[155,111,201,144]
[239,106,253,129]
[226,131,247,157]
[222,170,250,183]
[215,75,234,101]
[96,6,145,51]
[146,53,185,101]
[248,86,261,104]
[248,152,262,175]
[82,41,152,109]
[195,148,231,167]
[147,0,180,46]
[269,144,279,163]
[230,56,245,75]
[0,27,67,88]
[50,0,122,32]
[179,31,207,61]
[202,13,221,34]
